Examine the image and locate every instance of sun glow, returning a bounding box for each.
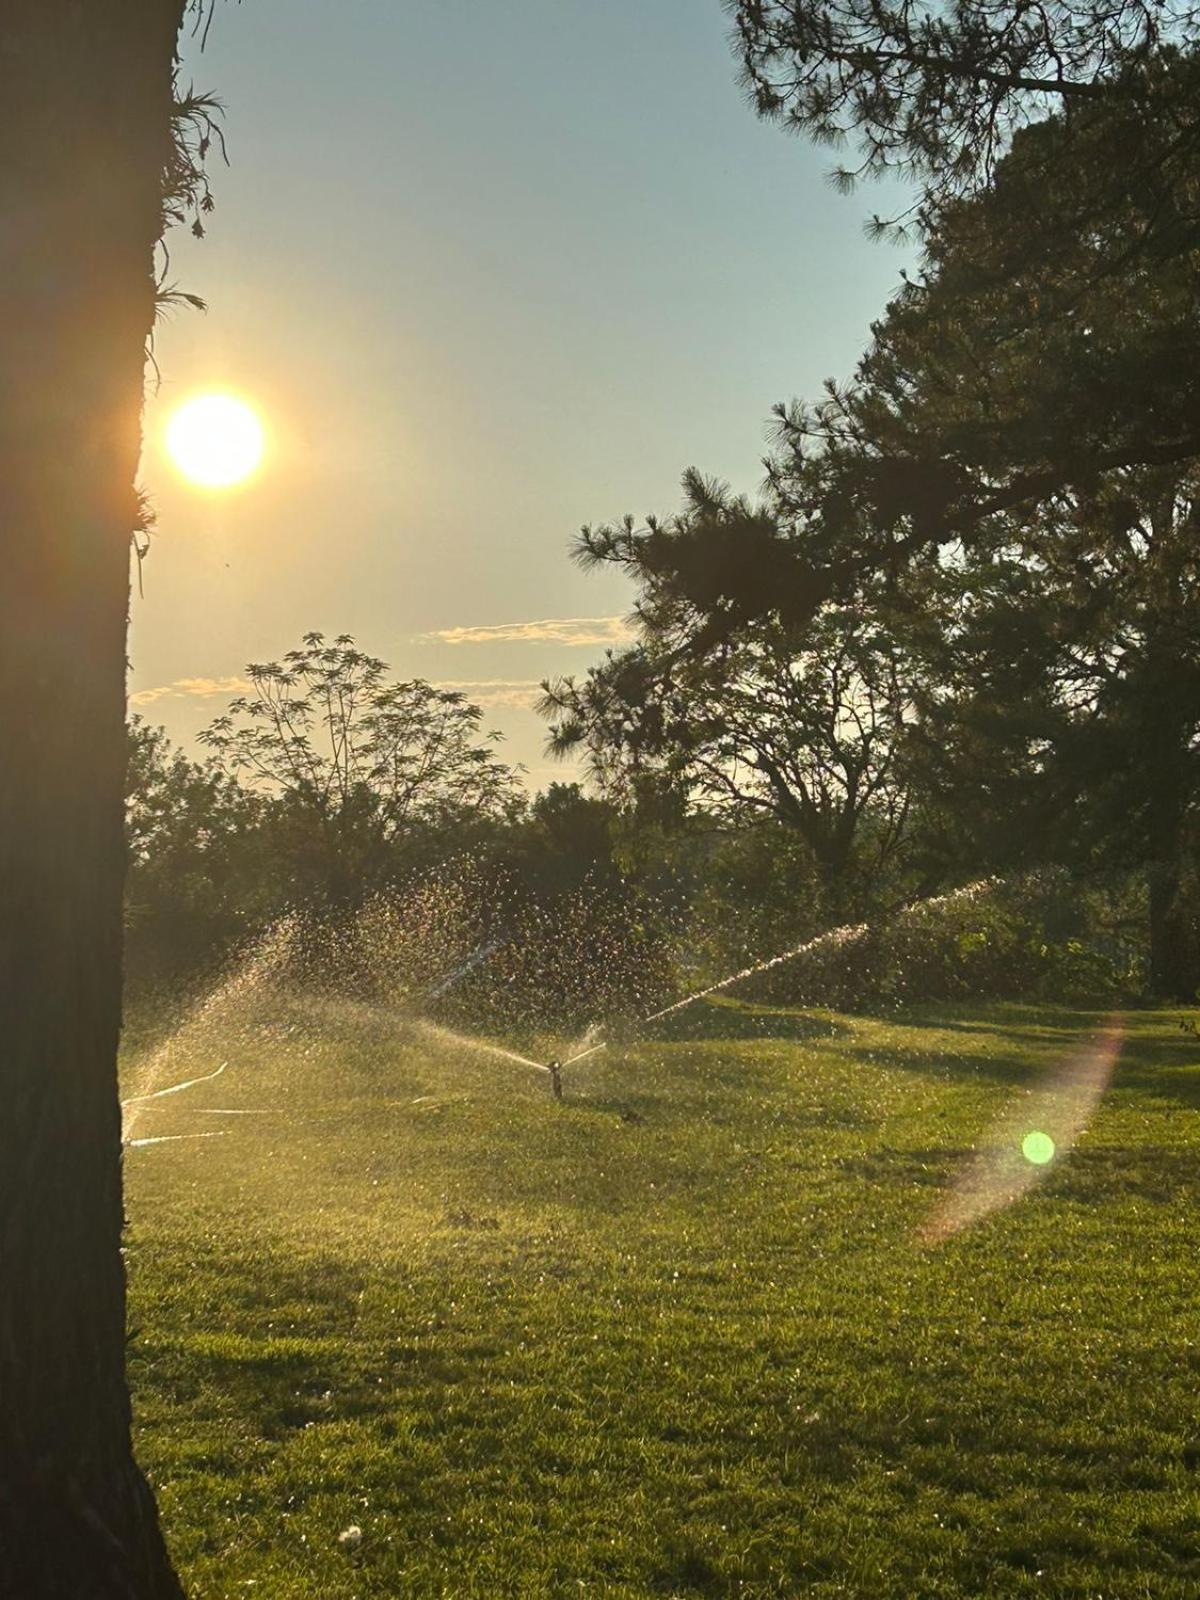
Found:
[165,392,265,489]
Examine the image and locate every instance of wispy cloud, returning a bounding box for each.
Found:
[424,615,632,647]
[129,675,254,708]
[435,679,545,711]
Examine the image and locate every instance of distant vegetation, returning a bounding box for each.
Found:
[128,634,1150,1022]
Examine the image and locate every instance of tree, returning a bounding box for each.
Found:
[723,7,1200,581]
[517,783,621,896]
[0,4,208,1594]
[580,56,1200,636]
[569,81,1200,988]
[767,100,1200,991]
[567,16,1200,648]
[542,477,916,904]
[201,633,522,904]
[126,719,263,978]
[766,70,1200,567]
[731,0,1199,206]
[899,470,1200,995]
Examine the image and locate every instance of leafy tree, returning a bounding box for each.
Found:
[127,718,251,868]
[764,72,1200,575]
[899,469,1200,995]
[723,10,1200,595]
[582,62,1200,630]
[570,25,1200,656]
[542,525,914,901]
[126,718,264,977]
[517,783,621,895]
[201,633,522,904]
[0,5,216,1594]
[771,97,1200,991]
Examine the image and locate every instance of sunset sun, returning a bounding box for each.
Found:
[165,392,264,489]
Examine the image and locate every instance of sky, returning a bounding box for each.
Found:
[133,0,913,789]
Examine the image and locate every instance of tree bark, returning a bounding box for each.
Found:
[1144,760,1196,1001]
[0,3,188,1595]
[1147,857,1196,1002]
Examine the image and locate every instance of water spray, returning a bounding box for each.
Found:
[122,915,301,1144]
[122,1059,228,1108]
[122,878,1001,1141]
[409,1019,550,1079]
[126,1131,229,1150]
[425,938,505,1001]
[558,880,993,1080]
[559,919,870,1072]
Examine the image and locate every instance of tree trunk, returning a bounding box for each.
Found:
[1140,619,1198,1002]
[1147,857,1196,1002]
[1144,767,1195,1000]
[0,3,187,1595]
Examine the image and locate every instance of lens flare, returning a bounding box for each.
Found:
[921,1016,1124,1244]
[1021,1130,1056,1165]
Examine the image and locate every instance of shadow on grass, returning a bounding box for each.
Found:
[1045,1144,1199,1204]
[838,1039,1041,1087]
[837,1145,976,1187]
[831,1009,1200,1103]
[838,1140,1196,1206]
[860,1007,1200,1107]
[129,1252,382,1442]
[652,1000,849,1046]
[883,1001,1100,1027]
[1107,1024,1200,1110]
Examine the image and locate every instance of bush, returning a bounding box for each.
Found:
[744,873,1128,1009]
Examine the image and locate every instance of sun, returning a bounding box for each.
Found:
[165,392,265,489]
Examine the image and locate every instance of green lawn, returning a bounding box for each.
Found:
[123,995,1200,1597]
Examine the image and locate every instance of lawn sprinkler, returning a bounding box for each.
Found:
[546,1059,563,1101]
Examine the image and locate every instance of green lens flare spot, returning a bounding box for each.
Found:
[1022,1130,1056,1165]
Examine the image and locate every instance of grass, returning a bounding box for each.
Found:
[123,993,1200,1597]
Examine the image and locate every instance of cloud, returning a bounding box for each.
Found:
[129,675,254,708]
[424,615,633,647]
[435,679,545,710]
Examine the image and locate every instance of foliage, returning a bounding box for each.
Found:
[125,717,264,980]
[579,63,1200,627]
[731,0,1200,215]
[124,636,525,982]
[749,874,1131,1008]
[765,68,1200,580]
[563,73,1200,993]
[544,477,918,898]
[200,633,521,906]
[511,783,622,897]
[125,716,684,1028]
[672,823,834,981]
[896,475,1200,993]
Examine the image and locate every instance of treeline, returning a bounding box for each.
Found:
[127,634,1153,1020]
[125,633,678,1024]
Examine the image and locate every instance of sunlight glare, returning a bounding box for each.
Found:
[1021,1130,1056,1166]
[166,392,265,489]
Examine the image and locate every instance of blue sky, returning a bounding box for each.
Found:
[133,0,913,786]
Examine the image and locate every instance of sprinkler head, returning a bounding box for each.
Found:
[547,1060,563,1100]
